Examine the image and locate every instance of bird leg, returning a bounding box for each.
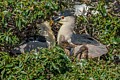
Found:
[74,45,88,59]
[81,25,88,34]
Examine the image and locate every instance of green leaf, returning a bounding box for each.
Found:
[0,63,4,69]
[5,64,13,68]
[1,69,5,79]
[5,36,9,42]
[21,71,27,75]
[51,62,60,73]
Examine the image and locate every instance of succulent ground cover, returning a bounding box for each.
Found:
[0,0,120,80]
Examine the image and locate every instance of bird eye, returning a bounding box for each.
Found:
[61,16,64,19]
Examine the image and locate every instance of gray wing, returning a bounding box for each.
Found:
[11,41,48,54]
[71,34,100,46]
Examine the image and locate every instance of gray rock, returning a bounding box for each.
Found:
[73,43,108,59]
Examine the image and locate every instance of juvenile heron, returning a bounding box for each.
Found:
[11,21,55,54]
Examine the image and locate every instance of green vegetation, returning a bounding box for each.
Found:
[0,47,120,79]
[0,0,120,80]
[0,0,60,52]
[0,47,72,79]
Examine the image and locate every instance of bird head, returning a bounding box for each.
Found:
[58,16,75,25]
[52,10,75,24]
[52,15,75,25]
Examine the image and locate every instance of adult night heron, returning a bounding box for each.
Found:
[55,10,108,59]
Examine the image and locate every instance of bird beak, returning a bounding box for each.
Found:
[52,16,61,22]
[59,16,64,22]
[52,16,64,21]
[58,16,64,24]
[58,21,63,24]
[52,15,64,25]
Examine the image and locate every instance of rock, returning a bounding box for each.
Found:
[74,43,108,59]
[74,4,90,16]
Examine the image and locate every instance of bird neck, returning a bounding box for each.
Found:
[62,22,75,29]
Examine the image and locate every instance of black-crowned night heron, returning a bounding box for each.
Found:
[54,10,108,59]
[11,21,55,54]
[57,16,75,45]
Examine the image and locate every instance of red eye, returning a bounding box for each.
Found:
[61,16,64,19]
